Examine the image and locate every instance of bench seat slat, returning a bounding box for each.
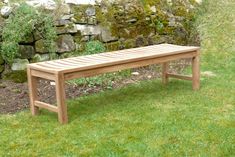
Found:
[54,60,82,66]
[68,58,91,64]
[45,62,76,68]
[29,44,199,74]
[36,63,64,70]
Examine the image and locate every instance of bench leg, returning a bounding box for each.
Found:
[55,73,68,124]
[27,68,39,115]
[192,54,200,90]
[162,62,169,84]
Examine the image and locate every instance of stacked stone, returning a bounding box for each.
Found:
[0,55,4,73]
[0,0,199,81]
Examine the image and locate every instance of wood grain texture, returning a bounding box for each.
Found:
[27,44,200,124]
[167,73,192,81]
[31,70,55,81]
[192,51,200,90]
[34,101,58,113]
[64,51,197,80]
[27,67,39,115]
[28,44,200,73]
[162,63,169,84]
[55,72,68,124]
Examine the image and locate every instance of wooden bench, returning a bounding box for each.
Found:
[27,44,200,124]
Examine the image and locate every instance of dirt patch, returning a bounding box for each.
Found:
[0,67,159,114]
[0,80,29,114]
[0,60,190,114]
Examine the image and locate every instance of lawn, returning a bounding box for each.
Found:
[0,0,235,156]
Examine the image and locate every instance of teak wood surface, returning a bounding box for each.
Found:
[27,44,200,124]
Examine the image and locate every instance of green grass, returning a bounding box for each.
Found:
[1,73,235,156]
[0,0,235,156]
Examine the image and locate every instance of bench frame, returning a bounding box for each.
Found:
[27,49,200,124]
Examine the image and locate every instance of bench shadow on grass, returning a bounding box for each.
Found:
[40,79,195,123]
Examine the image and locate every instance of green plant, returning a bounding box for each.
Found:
[68,70,131,89]
[1,3,57,63]
[83,40,106,55]
[69,74,114,89]
[3,70,27,83]
[70,40,120,88]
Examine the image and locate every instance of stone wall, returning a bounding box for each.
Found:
[0,0,200,81]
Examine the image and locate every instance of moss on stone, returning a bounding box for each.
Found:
[0,16,5,38]
[19,33,34,44]
[102,0,187,42]
[35,39,50,53]
[0,2,4,7]
[59,52,75,59]
[0,55,4,65]
[105,41,120,51]
[31,53,50,63]
[1,0,197,71]
[75,42,86,52]
[123,39,136,49]
[73,33,82,43]
[71,5,90,24]
[149,35,174,44]
[95,5,107,26]
[135,35,148,47]
[49,52,59,60]
[3,70,27,83]
[0,65,4,73]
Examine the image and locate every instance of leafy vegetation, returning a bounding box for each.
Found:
[83,40,106,55]
[195,0,235,68]
[0,3,56,63]
[0,0,235,156]
[68,70,131,89]
[2,70,27,83]
[69,40,131,88]
[97,0,198,45]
